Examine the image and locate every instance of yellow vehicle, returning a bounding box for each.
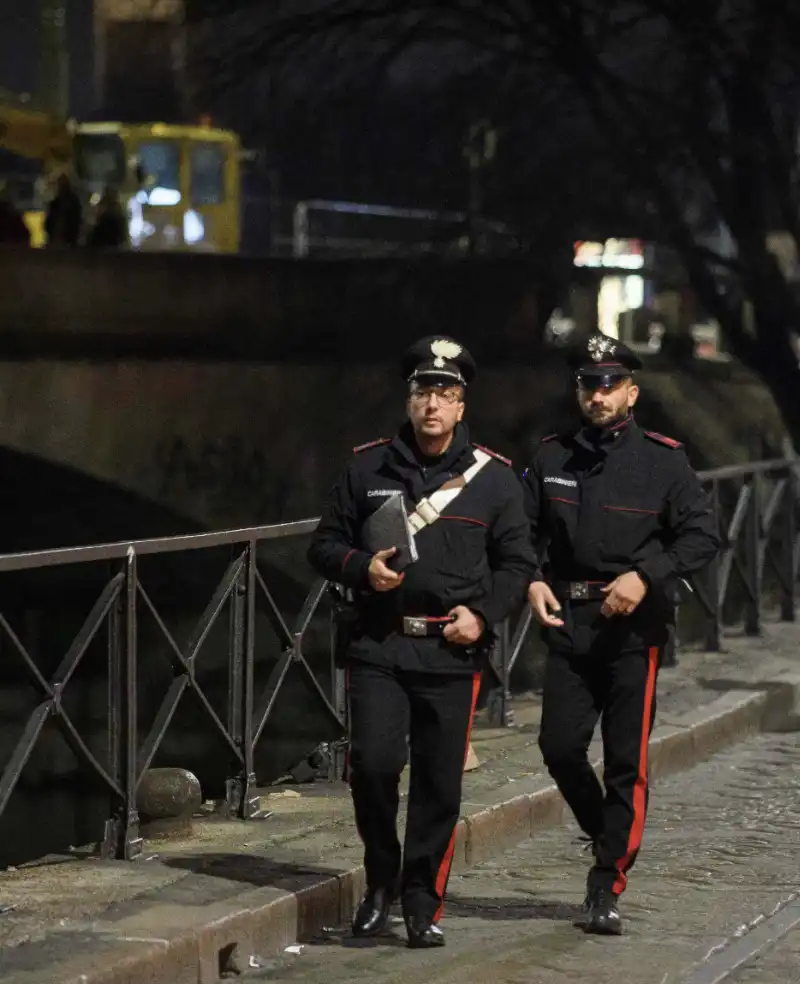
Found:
[0,100,242,252]
[0,101,72,163]
[76,121,241,253]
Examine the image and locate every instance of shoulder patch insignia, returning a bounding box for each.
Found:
[352,438,391,454]
[473,443,512,467]
[644,430,682,449]
[540,433,559,443]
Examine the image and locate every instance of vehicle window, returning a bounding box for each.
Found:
[190,143,226,206]
[137,140,181,206]
[73,134,126,187]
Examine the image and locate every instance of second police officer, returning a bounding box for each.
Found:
[523,333,720,936]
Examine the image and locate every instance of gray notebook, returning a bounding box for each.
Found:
[361,494,419,572]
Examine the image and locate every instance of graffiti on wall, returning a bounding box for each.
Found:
[156,436,294,521]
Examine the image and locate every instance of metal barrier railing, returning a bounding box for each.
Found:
[0,521,329,861]
[0,458,796,859]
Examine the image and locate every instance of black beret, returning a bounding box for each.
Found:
[401,336,477,386]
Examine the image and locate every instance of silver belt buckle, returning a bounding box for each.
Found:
[569,581,589,600]
[403,616,428,637]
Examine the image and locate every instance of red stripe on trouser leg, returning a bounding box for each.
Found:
[433,672,482,923]
[612,646,658,895]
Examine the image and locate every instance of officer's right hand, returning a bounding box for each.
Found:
[368,547,405,592]
[528,581,565,627]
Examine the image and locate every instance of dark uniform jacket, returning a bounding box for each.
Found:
[308,422,535,674]
[522,416,720,655]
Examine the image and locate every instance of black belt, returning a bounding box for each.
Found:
[552,580,609,602]
[400,616,456,638]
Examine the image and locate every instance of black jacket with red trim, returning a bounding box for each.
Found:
[522,416,720,654]
[307,422,535,673]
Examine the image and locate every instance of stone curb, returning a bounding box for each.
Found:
[6,680,798,984]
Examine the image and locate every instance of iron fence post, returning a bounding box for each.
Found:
[241,541,258,817]
[794,465,800,603]
[663,607,678,668]
[120,547,141,859]
[743,475,762,636]
[226,549,245,814]
[329,598,349,782]
[104,564,123,859]
[705,480,723,651]
[502,617,513,727]
[781,467,798,622]
[226,545,258,818]
[487,619,513,728]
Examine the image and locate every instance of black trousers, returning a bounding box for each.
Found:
[538,644,660,895]
[347,661,480,922]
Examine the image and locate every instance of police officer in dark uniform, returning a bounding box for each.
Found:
[523,333,720,936]
[308,336,535,948]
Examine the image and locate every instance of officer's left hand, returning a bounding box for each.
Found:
[600,571,648,618]
[443,606,485,645]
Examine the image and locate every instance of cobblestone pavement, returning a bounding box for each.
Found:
[252,732,800,984]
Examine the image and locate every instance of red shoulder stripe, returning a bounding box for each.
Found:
[540,433,559,443]
[353,438,391,454]
[473,443,512,467]
[644,430,682,449]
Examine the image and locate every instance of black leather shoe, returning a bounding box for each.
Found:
[584,888,623,936]
[405,915,446,949]
[352,887,394,938]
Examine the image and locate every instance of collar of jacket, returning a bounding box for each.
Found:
[389,421,473,472]
[574,413,638,454]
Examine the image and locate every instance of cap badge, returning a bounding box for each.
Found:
[588,335,617,362]
[430,339,463,369]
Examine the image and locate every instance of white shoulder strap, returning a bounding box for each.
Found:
[407,449,492,535]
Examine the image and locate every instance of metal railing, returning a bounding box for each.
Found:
[0,458,797,860]
[0,521,336,862]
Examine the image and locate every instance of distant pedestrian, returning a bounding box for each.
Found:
[86,186,128,249]
[44,173,82,247]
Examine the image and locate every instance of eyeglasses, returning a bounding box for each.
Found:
[408,387,462,406]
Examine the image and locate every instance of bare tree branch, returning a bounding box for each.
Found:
[191,0,800,436]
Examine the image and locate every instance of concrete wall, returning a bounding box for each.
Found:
[0,356,784,540]
[0,247,550,362]
[0,245,554,531]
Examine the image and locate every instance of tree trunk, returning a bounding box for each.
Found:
[681,239,800,454]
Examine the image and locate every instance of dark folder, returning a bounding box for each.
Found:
[361,494,419,572]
